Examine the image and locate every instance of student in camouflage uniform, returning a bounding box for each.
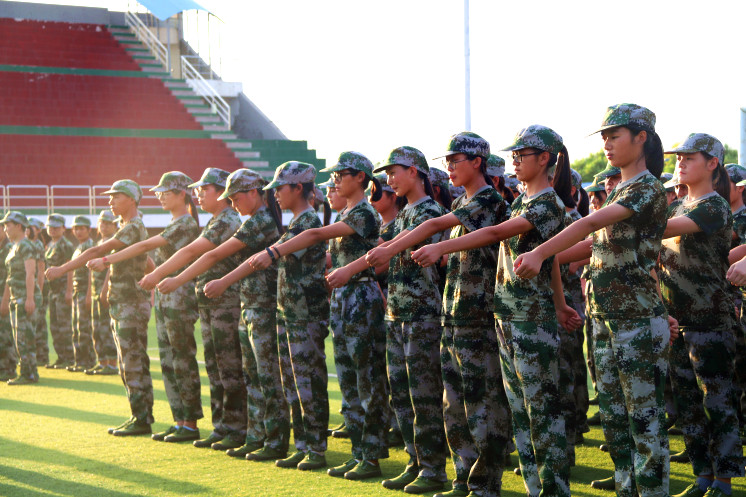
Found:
[86,210,118,375]
[139,168,246,450]
[0,224,17,380]
[329,147,448,493]
[659,135,743,497]
[45,213,74,368]
[27,218,49,366]
[0,211,41,384]
[513,104,672,497]
[158,168,288,459]
[68,215,95,372]
[365,132,512,497]
[47,180,154,436]
[89,172,203,443]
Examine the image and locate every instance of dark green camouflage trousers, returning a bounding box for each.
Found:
[669,327,744,478]
[496,319,569,497]
[110,300,153,424]
[155,289,202,422]
[592,316,669,497]
[386,320,447,481]
[35,290,49,364]
[330,282,388,460]
[240,307,289,451]
[10,298,39,379]
[558,327,577,466]
[278,320,329,454]
[441,324,510,497]
[199,305,246,436]
[48,290,73,363]
[571,301,590,435]
[71,291,95,368]
[0,311,17,375]
[735,305,746,428]
[91,297,116,362]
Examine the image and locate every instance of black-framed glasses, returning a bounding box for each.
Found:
[512,152,542,163]
[332,171,355,183]
[442,158,470,170]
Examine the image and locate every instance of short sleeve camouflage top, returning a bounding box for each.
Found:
[197,208,241,307]
[276,208,329,325]
[386,196,447,323]
[329,199,379,281]
[6,238,38,303]
[72,238,94,293]
[380,219,396,243]
[732,205,746,245]
[659,192,733,329]
[494,188,565,322]
[564,209,584,305]
[155,214,200,273]
[442,186,507,326]
[232,206,280,309]
[589,171,667,319]
[33,239,45,263]
[0,239,10,293]
[90,237,111,299]
[45,236,74,293]
[109,216,149,303]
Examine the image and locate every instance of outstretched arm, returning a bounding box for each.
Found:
[46,236,124,281]
[157,238,246,294]
[662,216,701,239]
[365,214,457,267]
[137,237,215,290]
[88,235,167,272]
[551,257,581,331]
[203,258,255,299]
[557,239,593,265]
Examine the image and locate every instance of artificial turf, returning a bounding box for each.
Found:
[0,317,743,497]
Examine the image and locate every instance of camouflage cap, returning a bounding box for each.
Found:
[429,167,450,190]
[28,217,44,229]
[320,151,375,179]
[665,133,725,166]
[47,213,66,228]
[586,177,605,193]
[0,211,29,227]
[374,173,394,194]
[594,163,621,179]
[589,103,656,135]
[188,167,230,189]
[433,131,490,160]
[71,215,91,228]
[373,146,430,175]
[659,172,674,183]
[501,125,564,155]
[102,179,142,203]
[570,169,582,189]
[663,173,681,190]
[486,154,506,178]
[726,164,746,185]
[264,161,316,190]
[449,184,466,198]
[98,209,117,223]
[319,179,336,190]
[150,171,194,193]
[504,176,520,190]
[218,168,267,200]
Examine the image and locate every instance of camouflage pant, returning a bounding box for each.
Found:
[71,292,95,368]
[199,305,246,436]
[558,327,577,465]
[91,297,116,362]
[48,290,73,363]
[736,305,746,427]
[441,324,510,497]
[592,316,669,497]
[571,302,590,434]
[496,319,569,497]
[240,307,289,451]
[0,309,17,375]
[278,320,329,454]
[669,327,744,478]
[10,300,38,379]
[35,291,49,364]
[330,282,388,460]
[155,289,202,422]
[386,320,447,481]
[110,300,153,424]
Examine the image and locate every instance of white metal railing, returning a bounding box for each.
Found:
[0,185,6,213]
[51,185,93,215]
[181,55,231,128]
[124,10,168,71]
[6,185,51,213]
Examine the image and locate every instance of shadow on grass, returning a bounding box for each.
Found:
[0,437,208,495]
[1,398,130,427]
[34,375,169,398]
[0,463,150,497]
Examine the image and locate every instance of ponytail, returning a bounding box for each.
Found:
[369,176,383,203]
[577,187,590,217]
[703,153,730,201]
[497,176,515,204]
[185,192,200,228]
[626,124,664,179]
[262,189,285,234]
[418,171,436,201]
[550,145,575,208]
[322,198,331,226]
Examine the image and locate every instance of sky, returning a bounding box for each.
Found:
[17,0,746,170]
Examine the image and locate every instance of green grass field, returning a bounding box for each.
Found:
[0,317,743,497]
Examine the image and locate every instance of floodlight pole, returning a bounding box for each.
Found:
[464,0,471,131]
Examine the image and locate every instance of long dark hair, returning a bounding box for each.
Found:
[577,187,590,217]
[417,171,436,200]
[702,152,730,201]
[180,190,200,227]
[625,124,664,179]
[360,171,383,203]
[301,182,331,226]
[261,189,284,234]
[548,145,575,208]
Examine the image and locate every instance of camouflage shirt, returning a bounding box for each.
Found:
[386,196,447,323]
[45,236,74,293]
[589,170,667,319]
[109,216,149,303]
[72,238,94,293]
[732,205,746,245]
[155,214,200,274]
[33,239,45,263]
[329,199,379,282]
[232,206,280,309]
[0,239,10,294]
[376,219,397,292]
[494,188,565,322]
[659,192,733,329]
[197,207,241,307]
[90,237,111,299]
[5,238,39,303]
[276,207,329,325]
[564,209,584,305]
[443,185,507,326]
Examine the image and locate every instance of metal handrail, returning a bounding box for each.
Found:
[50,185,93,215]
[124,10,168,71]
[181,55,231,128]
[6,185,50,213]
[0,185,6,213]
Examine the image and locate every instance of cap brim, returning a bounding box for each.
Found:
[217,190,232,200]
[47,222,64,228]
[586,123,627,137]
[101,189,117,195]
[263,180,281,191]
[149,185,169,192]
[431,151,459,160]
[318,163,345,174]
[372,163,394,174]
[187,180,209,188]
[737,179,746,187]
[664,147,699,155]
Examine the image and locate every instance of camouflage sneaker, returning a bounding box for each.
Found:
[108,416,135,435]
[193,432,224,448]
[674,484,707,497]
[0,372,16,382]
[211,432,244,450]
[590,476,615,491]
[327,421,345,436]
[95,365,118,376]
[332,425,349,439]
[164,426,200,443]
[7,375,38,386]
[226,441,264,458]
[344,460,382,480]
[433,488,469,497]
[152,425,178,441]
[703,487,729,497]
[599,444,610,452]
[66,365,85,372]
[387,428,403,448]
[112,420,152,437]
[327,458,357,477]
[587,411,601,425]
[670,449,690,463]
[382,467,420,490]
[53,361,73,370]
[297,451,327,471]
[84,364,103,375]
[588,394,599,405]
[275,450,306,468]
[246,446,287,461]
[45,359,65,369]
[404,476,445,494]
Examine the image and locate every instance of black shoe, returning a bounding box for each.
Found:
[588,394,599,406]
[387,428,404,448]
[670,449,689,463]
[668,426,683,436]
[599,444,610,452]
[332,425,349,439]
[587,411,601,425]
[327,421,345,437]
[590,476,615,491]
[513,467,521,476]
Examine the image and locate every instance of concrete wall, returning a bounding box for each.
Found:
[0,1,125,25]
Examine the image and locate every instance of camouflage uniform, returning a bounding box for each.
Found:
[441,184,511,497]
[727,164,746,429]
[30,226,49,365]
[45,215,74,364]
[0,237,17,376]
[71,231,95,369]
[90,216,117,365]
